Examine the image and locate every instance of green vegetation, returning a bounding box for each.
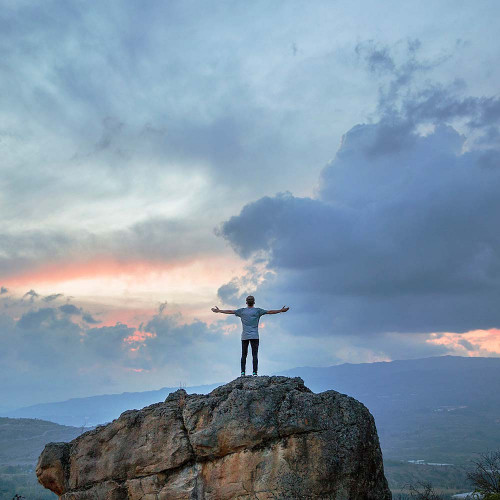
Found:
[467,451,500,498]
[0,417,83,465]
[0,417,83,499]
[379,404,500,465]
[387,449,500,499]
[398,481,445,499]
[385,460,471,498]
[0,465,55,500]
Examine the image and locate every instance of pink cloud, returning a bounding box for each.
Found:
[426,328,500,356]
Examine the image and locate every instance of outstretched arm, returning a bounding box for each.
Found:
[211,306,236,314]
[265,306,289,315]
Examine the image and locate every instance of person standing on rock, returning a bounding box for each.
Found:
[211,295,289,377]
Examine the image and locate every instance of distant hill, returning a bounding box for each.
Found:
[0,418,82,465]
[3,356,500,464]
[278,355,500,463]
[5,383,220,427]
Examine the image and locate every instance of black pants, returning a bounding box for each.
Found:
[241,339,259,373]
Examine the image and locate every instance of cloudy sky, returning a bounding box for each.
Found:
[1,0,500,411]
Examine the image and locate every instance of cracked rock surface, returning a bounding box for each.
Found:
[36,376,391,499]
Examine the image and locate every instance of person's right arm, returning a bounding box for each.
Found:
[211,306,236,314]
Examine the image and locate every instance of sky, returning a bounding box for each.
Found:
[1,0,500,411]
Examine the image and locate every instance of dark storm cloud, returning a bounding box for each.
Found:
[405,89,500,128]
[217,279,241,304]
[83,324,136,360]
[129,312,233,372]
[22,289,39,302]
[0,297,232,408]
[217,43,500,339]
[43,293,64,302]
[143,314,222,349]
[1,303,132,405]
[59,304,81,315]
[354,40,500,157]
[17,308,57,330]
[82,312,101,324]
[355,38,449,119]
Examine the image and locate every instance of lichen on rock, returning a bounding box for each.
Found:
[36,376,391,499]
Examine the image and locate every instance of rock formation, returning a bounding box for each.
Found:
[37,376,391,499]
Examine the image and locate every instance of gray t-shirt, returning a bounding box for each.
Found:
[234,307,268,340]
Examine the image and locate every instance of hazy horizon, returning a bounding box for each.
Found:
[2,1,500,409]
[2,354,499,414]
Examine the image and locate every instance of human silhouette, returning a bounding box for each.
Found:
[212,295,289,376]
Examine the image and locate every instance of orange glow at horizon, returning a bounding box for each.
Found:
[1,253,248,327]
[2,255,234,288]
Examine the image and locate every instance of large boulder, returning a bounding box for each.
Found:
[37,376,391,499]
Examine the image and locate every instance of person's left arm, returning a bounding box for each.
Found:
[263,306,289,315]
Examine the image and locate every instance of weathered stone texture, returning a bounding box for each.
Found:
[37,376,391,499]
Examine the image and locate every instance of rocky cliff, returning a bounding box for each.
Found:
[36,376,391,499]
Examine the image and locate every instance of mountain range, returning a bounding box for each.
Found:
[4,355,500,464]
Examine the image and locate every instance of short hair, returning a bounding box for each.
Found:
[246,295,255,304]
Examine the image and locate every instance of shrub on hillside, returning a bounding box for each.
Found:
[467,451,500,498]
